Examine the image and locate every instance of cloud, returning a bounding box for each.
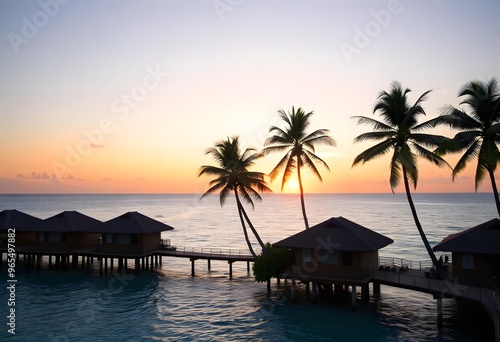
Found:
[16,173,28,179]
[31,172,51,180]
[65,174,83,181]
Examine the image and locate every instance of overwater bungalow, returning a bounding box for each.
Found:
[90,211,174,255]
[0,209,42,248]
[28,211,102,252]
[273,216,393,307]
[433,218,500,288]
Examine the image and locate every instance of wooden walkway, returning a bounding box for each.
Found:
[0,245,255,278]
[373,260,500,342]
[158,247,254,277]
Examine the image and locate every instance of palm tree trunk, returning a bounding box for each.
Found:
[237,200,268,253]
[235,192,257,258]
[402,168,445,278]
[488,169,500,217]
[297,162,309,229]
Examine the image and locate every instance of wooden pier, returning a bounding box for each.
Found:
[0,245,255,279]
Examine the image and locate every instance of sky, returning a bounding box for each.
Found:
[0,0,499,194]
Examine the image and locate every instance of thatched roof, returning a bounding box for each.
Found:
[29,211,102,233]
[0,209,42,231]
[87,211,174,234]
[273,216,393,251]
[433,218,500,255]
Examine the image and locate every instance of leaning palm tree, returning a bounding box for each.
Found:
[430,78,500,216]
[263,107,336,229]
[352,82,450,275]
[199,136,272,257]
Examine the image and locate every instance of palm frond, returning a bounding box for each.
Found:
[351,116,393,131]
[410,133,450,149]
[452,140,481,179]
[300,151,326,181]
[389,152,401,192]
[353,131,395,143]
[437,106,482,130]
[280,156,296,191]
[268,151,293,181]
[352,139,395,166]
[412,142,450,168]
[474,162,488,191]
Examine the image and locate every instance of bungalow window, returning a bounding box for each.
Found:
[319,250,339,265]
[462,254,475,270]
[302,249,312,263]
[342,252,353,267]
[47,232,63,242]
[116,234,132,244]
[37,232,46,242]
[105,234,113,244]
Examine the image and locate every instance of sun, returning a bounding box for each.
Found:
[285,180,299,193]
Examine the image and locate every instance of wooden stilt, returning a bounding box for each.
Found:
[267,279,271,295]
[191,259,195,277]
[37,254,42,269]
[104,258,108,274]
[373,282,381,295]
[361,284,369,303]
[110,258,114,270]
[229,261,233,279]
[207,259,211,271]
[247,261,250,273]
[312,282,317,301]
[159,256,162,266]
[99,258,103,276]
[135,258,140,274]
[351,285,357,312]
[49,255,52,267]
[291,279,296,301]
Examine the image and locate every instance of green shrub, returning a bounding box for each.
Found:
[252,243,295,282]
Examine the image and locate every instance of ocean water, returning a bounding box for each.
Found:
[0,193,497,341]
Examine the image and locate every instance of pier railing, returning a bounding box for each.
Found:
[378,255,451,271]
[164,246,254,257]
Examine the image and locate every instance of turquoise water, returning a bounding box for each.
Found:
[0,193,497,341]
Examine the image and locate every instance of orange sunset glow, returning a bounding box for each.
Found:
[0,1,499,195]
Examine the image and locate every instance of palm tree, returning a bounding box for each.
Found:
[199,136,272,257]
[430,78,500,216]
[352,82,450,275]
[263,106,336,229]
